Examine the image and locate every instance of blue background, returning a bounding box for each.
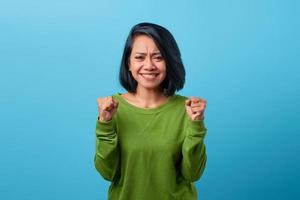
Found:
[0,0,299,199]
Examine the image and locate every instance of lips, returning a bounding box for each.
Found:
[140,73,159,79]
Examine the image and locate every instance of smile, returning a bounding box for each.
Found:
[140,73,159,79]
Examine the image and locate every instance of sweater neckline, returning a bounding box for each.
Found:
[113,92,178,114]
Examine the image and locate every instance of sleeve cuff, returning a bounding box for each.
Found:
[187,119,205,130]
[185,116,207,137]
[96,117,115,133]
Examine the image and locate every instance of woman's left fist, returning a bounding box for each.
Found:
[185,97,207,121]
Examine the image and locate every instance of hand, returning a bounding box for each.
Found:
[185,96,207,121]
[97,96,119,122]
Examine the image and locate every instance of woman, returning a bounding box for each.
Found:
[95,22,207,200]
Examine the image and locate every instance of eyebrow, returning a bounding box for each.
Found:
[134,52,161,55]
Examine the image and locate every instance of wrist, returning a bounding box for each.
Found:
[98,116,112,123]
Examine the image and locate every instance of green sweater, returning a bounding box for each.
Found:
[94,93,207,200]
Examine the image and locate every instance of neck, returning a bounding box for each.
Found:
[133,85,167,107]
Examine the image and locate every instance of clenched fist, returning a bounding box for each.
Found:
[97,96,119,122]
[185,97,207,121]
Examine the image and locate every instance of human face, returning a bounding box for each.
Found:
[128,35,166,91]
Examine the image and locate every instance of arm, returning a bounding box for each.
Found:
[180,117,207,182]
[94,117,120,182]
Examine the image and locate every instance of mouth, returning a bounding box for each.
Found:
[140,73,159,79]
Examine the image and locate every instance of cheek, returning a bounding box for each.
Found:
[159,63,167,75]
[129,62,141,73]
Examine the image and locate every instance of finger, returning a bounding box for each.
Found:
[97,98,103,105]
[190,102,201,107]
[198,99,207,104]
[108,97,117,108]
[97,99,104,109]
[197,104,206,111]
[192,97,206,103]
[110,99,118,110]
[190,96,200,103]
[193,102,206,110]
[113,100,119,108]
[193,101,206,108]
[107,96,112,102]
[104,101,114,111]
[192,111,204,119]
[100,99,110,111]
[185,99,191,106]
[191,107,204,112]
[104,96,113,104]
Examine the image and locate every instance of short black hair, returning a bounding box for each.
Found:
[119,22,185,96]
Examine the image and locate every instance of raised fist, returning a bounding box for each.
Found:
[185,96,207,121]
[97,96,119,122]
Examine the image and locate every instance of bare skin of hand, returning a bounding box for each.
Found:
[185,97,207,121]
[97,96,119,122]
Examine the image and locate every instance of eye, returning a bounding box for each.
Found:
[135,56,144,60]
[154,56,163,61]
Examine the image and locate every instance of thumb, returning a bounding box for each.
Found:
[185,99,191,106]
[113,99,119,108]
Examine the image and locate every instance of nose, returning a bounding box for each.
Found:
[144,56,155,70]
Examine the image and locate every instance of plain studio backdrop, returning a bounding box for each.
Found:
[0,0,299,199]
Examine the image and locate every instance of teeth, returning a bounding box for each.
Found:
[141,73,158,78]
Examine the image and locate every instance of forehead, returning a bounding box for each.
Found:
[131,35,160,52]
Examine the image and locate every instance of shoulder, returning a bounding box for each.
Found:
[174,93,188,102]
[170,94,188,112]
[111,92,122,99]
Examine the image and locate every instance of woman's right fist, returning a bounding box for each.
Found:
[97,96,119,122]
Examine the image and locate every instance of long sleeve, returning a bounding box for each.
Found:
[94,117,120,182]
[180,117,207,182]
